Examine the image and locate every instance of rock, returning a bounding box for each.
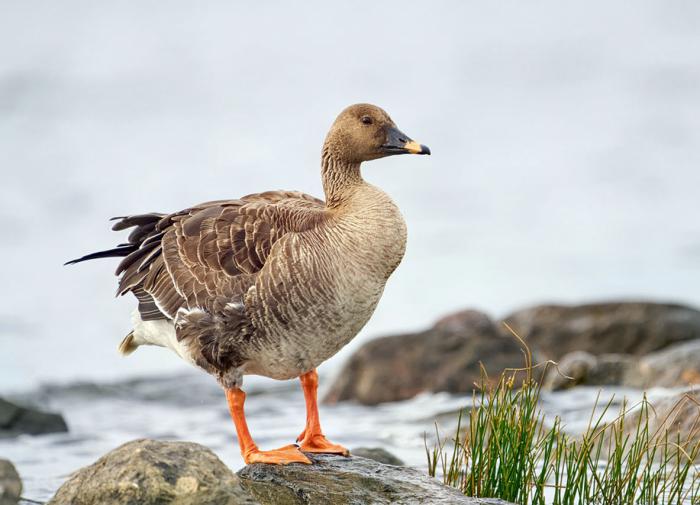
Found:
[543,351,597,389]
[350,447,404,466]
[629,339,700,389]
[544,339,700,390]
[48,439,515,505]
[238,453,514,505]
[325,310,524,405]
[48,439,257,505]
[503,302,700,361]
[0,397,68,438]
[0,459,22,505]
[543,351,635,390]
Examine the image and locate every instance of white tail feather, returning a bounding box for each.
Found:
[118,331,138,355]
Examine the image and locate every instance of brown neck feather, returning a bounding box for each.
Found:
[321,144,363,208]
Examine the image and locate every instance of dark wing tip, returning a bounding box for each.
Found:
[63,245,138,266]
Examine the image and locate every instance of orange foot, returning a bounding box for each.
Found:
[245,444,312,465]
[298,433,349,456]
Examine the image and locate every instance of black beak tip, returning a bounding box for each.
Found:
[420,145,431,155]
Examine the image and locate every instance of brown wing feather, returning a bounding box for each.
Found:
[113,192,325,321]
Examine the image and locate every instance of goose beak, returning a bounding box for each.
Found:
[381,126,431,156]
[403,140,431,155]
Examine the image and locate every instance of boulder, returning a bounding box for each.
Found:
[48,439,257,505]
[324,310,524,405]
[238,452,513,505]
[0,397,68,438]
[0,459,22,505]
[349,447,404,466]
[503,302,700,361]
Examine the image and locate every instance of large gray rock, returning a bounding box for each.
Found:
[325,310,524,405]
[503,302,700,361]
[238,453,513,505]
[0,459,22,505]
[0,397,68,438]
[48,439,256,505]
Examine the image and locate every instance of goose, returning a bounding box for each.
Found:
[67,103,430,465]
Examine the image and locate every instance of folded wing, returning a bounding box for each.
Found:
[80,191,326,322]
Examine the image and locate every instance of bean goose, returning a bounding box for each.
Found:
[67,103,430,465]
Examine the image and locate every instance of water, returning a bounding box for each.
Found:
[1,1,699,501]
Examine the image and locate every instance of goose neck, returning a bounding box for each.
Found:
[321,147,363,208]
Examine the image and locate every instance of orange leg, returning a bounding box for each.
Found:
[296,370,349,455]
[225,387,311,465]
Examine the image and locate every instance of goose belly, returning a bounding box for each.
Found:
[244,276,387,380]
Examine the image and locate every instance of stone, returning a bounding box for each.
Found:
[628,339,700,389]
[350,447,404,466]
[48,439,515,505]
[238,452,514,505]
[325,310,524,405]
[0,459,22,505]
[622,390,700,460]
[544,339,700,390]
[503,302,700,361]
[544,352,635,390]
[48,439,257,505]
[0,397,68,438]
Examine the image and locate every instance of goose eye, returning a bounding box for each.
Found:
[361,116,373,125]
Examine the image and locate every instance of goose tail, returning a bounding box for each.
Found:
[118,331,139,356]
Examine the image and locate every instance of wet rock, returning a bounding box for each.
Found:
[0,397,68,438]
[350,447,404,466]
[48,439,256,505]
[325,310,524,405]
[0,459,22,505]
[238,452,514,505]
[503,302,700,361]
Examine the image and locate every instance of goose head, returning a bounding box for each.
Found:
[324,103,430,163]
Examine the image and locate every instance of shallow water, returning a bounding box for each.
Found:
[1,371,684,502]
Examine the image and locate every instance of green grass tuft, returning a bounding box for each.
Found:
[425,327,700,505]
